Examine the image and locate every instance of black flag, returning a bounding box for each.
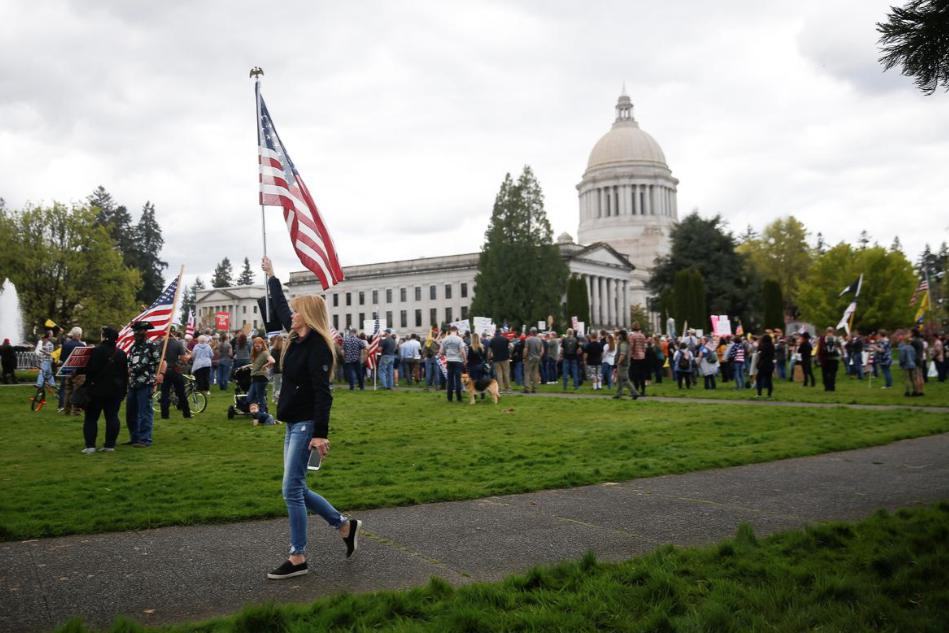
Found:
[838,274,863,298]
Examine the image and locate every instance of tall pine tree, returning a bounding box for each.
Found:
[470,166,568,329]
[88,186,137,269]
[211,257,234,288]
[762,279,785,330]
[564,275,590,326]
[133,201,167,302]
[236,257,256,285]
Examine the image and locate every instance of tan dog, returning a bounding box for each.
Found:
[461,373,500,405]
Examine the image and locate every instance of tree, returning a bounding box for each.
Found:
[858,230,871,249]
[211,257,234,288]
[470,166,569,329]
[236,257,256,285]
[815,232,827,255]
[737,216,813,317]
[649,211,761,330]
[877,0,949,95]
[88,186,136,269]
[133,201,167,303]
[762,280,785,330]
[0,203,141,338]
[179,277,205,325]
[796,243,916,332]
[629,304,653,335]
[890,236,903,253]
[564,275,590,326]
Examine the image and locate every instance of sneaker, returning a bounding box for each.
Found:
[342,519,361,558]
[267,559,308,580]
[57,408,65,413]
[80,447,96,454]
[98,447,115,452]
[132,442,149,448]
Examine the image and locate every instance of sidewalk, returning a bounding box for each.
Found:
[3,433,948,632]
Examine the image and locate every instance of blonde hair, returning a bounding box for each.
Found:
[290,294,337,374]
[471,332,482,352]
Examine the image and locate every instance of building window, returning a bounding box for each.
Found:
[400,310,407,328]
[461,283,468,298]
[430,308,437,327]
[346,292,352,306]
[253,320,258,329]
[415,287,421,301]
[461,306,468,319]
[445,284,452,299]
[333,314,339,330]
[372,311,378,320]
[346,314,352,328]
[445,307,453,322]
[415,309,422,327]
[359,291,365,305]
[333,294,339,307]
[386,311,393,328]
[242,306,247,314]
[400,287,407,302]
[372,289,378,304]
[359,313,365,327]
[253,305,258,314]
[430,285,437,300]
[386,288,392,303]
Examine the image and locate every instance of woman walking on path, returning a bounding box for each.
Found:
[755,333,775,398]
[77,327,128,454]
[261,256,360,580]
[191,335,214,392]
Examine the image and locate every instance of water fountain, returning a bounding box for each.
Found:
[0,278,25,345]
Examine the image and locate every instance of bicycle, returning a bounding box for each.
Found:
[152,373,208,414]
[30,383,56,412]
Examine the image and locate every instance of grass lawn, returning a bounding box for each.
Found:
[55,503,949,633]
[1,383,946,541]
[527,368,949,406]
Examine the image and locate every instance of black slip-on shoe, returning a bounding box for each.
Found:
[267,559,308,580]
[343,519,361,559]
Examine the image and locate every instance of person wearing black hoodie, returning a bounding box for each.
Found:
[76,327,128,454]
[261,256,361,581]
[755,333,775,398]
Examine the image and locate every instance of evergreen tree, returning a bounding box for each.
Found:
[211,257,234,288]
[815,232,827,255]
[88,186,136,268]
[877,0,949,95]
[470,166,569,329]
[648,212,761,329]
[762,280,785,329]
[236,257,256,285]
[671,269,694,330]
[133,201,167,302]
[687,268,707,328]
[564,275,590,326]
[890,236,903,253]
[858,230,871,249]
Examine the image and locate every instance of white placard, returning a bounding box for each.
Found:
[537,321,547,331]
[472,316,495,336]
[713,315,732,336]
[449,319,470,334]
[576,321,586,337]
[363,319,387,335]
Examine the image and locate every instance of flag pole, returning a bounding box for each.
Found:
[251,66,271,326]
[157,265,186,380]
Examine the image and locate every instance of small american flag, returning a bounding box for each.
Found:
[257,84,344,290]
[185,310,195,338]
[909,279,928,306]
[437,353,448,379]
[366,332,381,370]
[116,278,179,352]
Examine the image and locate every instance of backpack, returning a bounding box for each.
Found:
[677,351,691,370]
[704,347,717,364]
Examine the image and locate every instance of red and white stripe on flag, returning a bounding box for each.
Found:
[185,310,195,338]
[116,278,179,352]
[257,86,344,290]
[365,332,381,370]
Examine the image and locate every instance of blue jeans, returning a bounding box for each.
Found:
[36,359,56,389]
[852,358,864,380]
[379,355,395,389]
[247,380,269,412]
[217,360,233,390]
[282,421,346,555]
[446,361,463,401]
[733,362,745,389]
[601,364,613,388]
[424,357,441,387]
[344,361,364,390]
[562,358,580,389]
[513,361,523,386]
[881,365,893,388]
[776,360,786,380]
[125,384,154,445]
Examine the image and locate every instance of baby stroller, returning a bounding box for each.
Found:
[227,365,253,419]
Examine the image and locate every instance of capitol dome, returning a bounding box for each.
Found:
[586,95,667,170]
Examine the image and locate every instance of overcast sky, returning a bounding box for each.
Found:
[2,0,947,288]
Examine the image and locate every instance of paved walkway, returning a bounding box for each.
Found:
[2,433,948,632]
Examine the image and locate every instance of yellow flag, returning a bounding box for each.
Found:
[914,292,930,322]
[44,319,57,328]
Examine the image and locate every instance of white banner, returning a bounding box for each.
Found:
[576,321,586,337]
[450,319,470,334]
[835,302,856,334]
[538,320,547,331]
[472,316,495,336]
[363,319,387,335]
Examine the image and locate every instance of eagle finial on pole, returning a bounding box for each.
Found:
[249,66,264,79]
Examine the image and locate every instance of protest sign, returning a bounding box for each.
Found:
[363,319,387,335]
[473,316,495,336]
[214,311,230,331]
[450,319,470,334]
[56,346,93,377]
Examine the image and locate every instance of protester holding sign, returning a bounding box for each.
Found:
[59,327,86,415]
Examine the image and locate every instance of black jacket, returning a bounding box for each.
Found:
[79,342,128,399]
[269,277,333,438]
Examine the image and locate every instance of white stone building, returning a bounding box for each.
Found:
[577,90,678,308]
[196,91,676,335]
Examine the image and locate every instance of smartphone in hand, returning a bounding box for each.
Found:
[307,449,322,471]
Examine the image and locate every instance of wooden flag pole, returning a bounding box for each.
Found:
[156,265,186,380]
[252,66,271,327]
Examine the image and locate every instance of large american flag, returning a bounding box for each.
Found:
[909,279,929,306]
[116,278,179,352]
[365,319,382,370]
[257,84,344,290]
